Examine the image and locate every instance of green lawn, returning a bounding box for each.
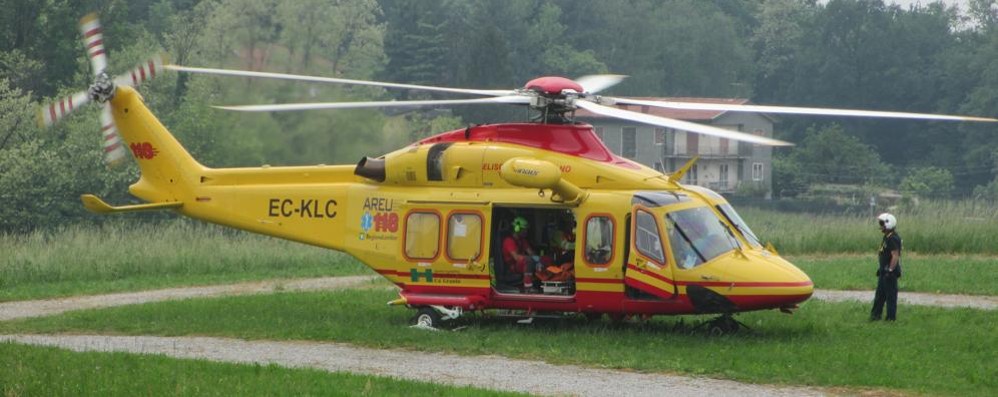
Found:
[788,254,998,295]
[741,203,998,255]
[3,288,994,396]
[0,342,523,397]
[0,220,368,301]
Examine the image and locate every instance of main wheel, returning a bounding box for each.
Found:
[412,307,442,328]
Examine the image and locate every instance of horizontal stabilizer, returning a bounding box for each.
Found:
[81,194,182,214]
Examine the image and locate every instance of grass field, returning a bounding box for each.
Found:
[2,288,994,396]
[0,220,368,301]
[741,201,998,254]
[788,254,998,295]
[0,342,522,397]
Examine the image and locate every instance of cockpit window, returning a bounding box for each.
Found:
[665,206,739,269]
[635,210,665,264]
[716,204,762,248]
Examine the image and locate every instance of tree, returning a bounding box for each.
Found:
[787,124,891,185]
[751,0,814,103]
[899,167,955,198]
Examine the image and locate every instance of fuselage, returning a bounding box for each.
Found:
[109,86,813,317]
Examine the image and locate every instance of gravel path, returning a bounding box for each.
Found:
[0,334,828,397]
[4,278,992,396]
[812,289,997,310]
[0,275,379,322]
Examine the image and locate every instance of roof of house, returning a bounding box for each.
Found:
[574,97,752,121]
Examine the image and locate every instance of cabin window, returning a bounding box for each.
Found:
[584,215,614,266]
[447,212,483,262]
[405,211,440,260]
[634,210,665,264]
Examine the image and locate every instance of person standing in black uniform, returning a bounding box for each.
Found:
[871,212,902,321]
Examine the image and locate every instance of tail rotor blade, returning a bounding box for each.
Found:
[37,91,91,128]
[80,13,108,76]
[100,105,128,165]
[115,54,168,88]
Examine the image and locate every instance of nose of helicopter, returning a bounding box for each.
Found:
[721,252,814,312]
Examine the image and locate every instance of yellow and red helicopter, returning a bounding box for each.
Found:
[40,14,996,332]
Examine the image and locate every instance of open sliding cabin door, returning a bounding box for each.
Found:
[624,205,676,299]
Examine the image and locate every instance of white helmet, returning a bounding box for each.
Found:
[877,213,897,230]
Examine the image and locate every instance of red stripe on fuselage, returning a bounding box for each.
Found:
[624,263,812,288]
[374,269,491,280]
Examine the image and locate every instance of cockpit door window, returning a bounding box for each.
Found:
[623,206,675,299]
[665,206,738,269]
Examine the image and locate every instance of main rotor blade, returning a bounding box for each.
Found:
[37,91,91,128]
[167,65,515,97]
[575,74,627,94]
[610,97,998,123]
[79,13,107,76]
[575,100,793,147]
[214,96,530,112]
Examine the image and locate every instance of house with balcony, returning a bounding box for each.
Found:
[575,97,776,198]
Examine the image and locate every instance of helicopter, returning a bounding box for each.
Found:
[40,14,996,333]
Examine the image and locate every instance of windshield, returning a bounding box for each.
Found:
[716,204,762,248]
[665,206,739,269]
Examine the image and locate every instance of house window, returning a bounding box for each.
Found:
[447,213,482,262]
[405,211,440,260]
[654,161,664,172]
[688,164,699,185]
[752,162,764,181]
[719,164,729,189]
[622,127,636,158]
[654,128,666,145]
[686,133,699,155]
[594,126,605,141]
[584,215,614,266]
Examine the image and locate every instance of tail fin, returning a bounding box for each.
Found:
[108,85,204,203]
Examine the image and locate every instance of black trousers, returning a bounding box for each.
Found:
[871,274,898,320]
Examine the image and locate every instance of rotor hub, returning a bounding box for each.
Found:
[88,72,116,103]
[524,76,584,96]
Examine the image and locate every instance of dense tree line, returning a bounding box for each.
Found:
[2,0,998,231]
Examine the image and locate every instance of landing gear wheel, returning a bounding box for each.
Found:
[412,307,442,328]
[584,312,603,322]
[704,315,746,336]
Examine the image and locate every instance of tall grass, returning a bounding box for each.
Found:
[0,220,366,301]
[740,199,998,254]
[0,342,522,397]
[4,288,994,396]
[788,254,998,295]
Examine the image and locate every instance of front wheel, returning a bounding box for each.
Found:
[412,307,442,328]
